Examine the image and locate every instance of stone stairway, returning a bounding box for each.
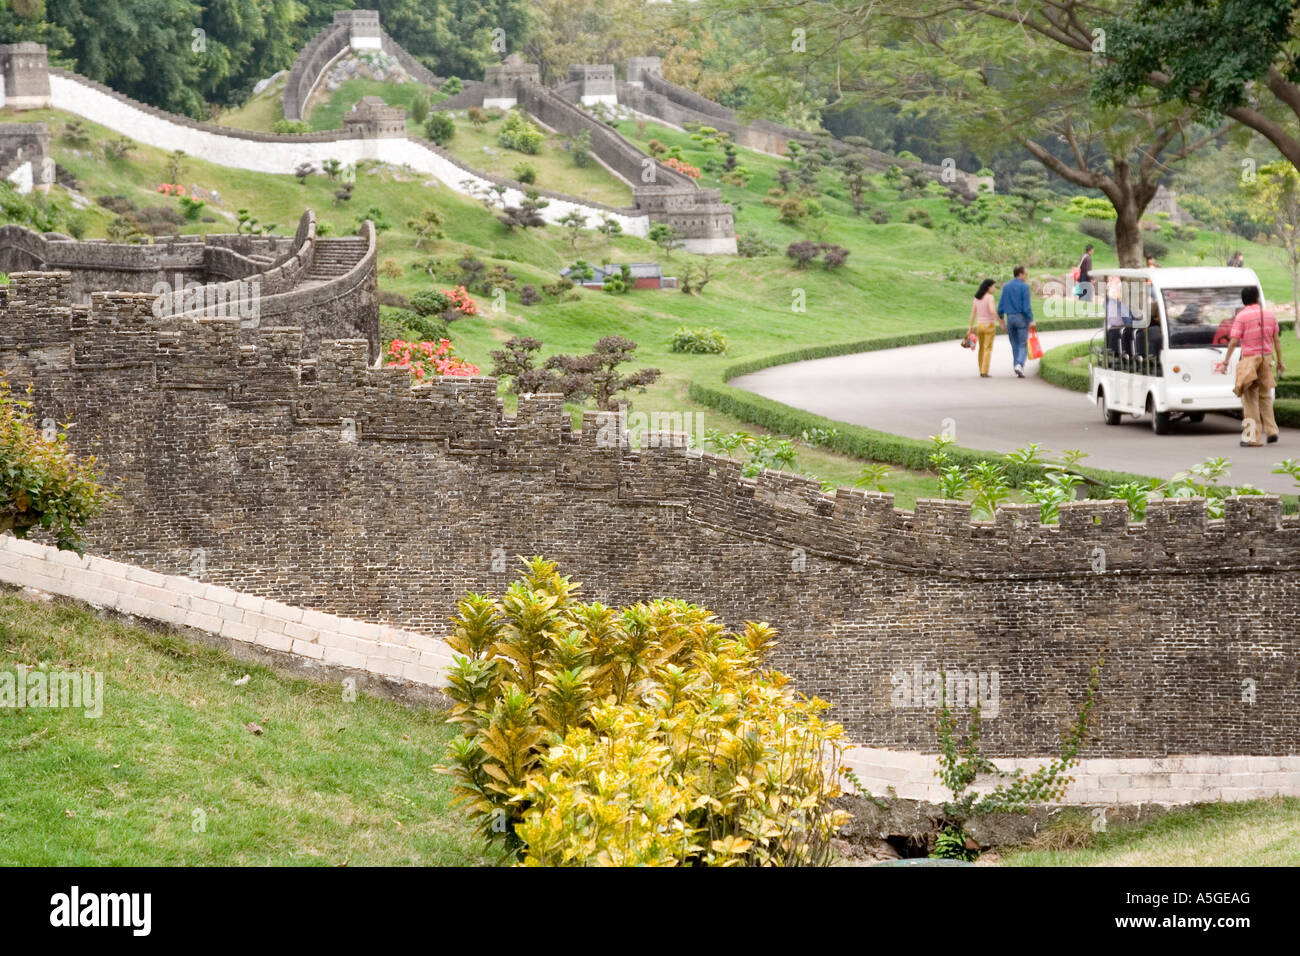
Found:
[305,236,368,282]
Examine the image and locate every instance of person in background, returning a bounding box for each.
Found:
[997,265,1035,378]
[1216,286,1285,446]
[1228,251,1245,268]
[967,278,1004,378]
[1076,244,1094,300]
[1145,254,1159,268]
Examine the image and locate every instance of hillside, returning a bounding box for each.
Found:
[4,102,1295,502]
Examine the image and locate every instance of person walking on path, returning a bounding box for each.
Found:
[968,278,1003,378]
[1076,244,1094,300]
[997,265,1035,378]
[1216,286,1285,446]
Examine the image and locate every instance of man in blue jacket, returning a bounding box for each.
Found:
[997,265,1035,377]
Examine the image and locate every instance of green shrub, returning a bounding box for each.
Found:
[498,111,544,155]
[440,76,463,95]
[1143,237,1169,260]
[0,382,112,553]
[905,207,933,228]
[512,162,537,184]
[736,234,777,258]
[440,557,852,866]
[670,326,728,354]
[1077,218,1114,244]
[179,197,205,222]
[410,91,430,125]
[1068,196,1117,220]
[271,119,310,135]
[424,112,455,145]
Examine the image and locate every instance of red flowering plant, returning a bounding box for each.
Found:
[663,157,702,180]
[157,183,188,196]
[386,339,480,382]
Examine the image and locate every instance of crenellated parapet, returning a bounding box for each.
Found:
[3,291,1294,579]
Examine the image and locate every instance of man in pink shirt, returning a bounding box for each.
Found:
[1216,287,1286,446]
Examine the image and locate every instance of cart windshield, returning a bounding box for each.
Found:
[1161,286,1250,349]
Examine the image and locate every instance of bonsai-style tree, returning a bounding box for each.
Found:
[649,223,681,258]
[489,336,559,395]
[544,335,661,411]
[558,210,588,250]
[407,208,444,249]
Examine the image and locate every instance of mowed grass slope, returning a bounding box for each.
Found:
[4,102,1296,499]
[0,592,484,866]
[1002,798,1300,866]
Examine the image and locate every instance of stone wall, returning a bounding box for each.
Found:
[282,18,351,122]
[0,294,1296,773]
[0,534,453,699]
[0,213,379,360]
[516,80,737,252]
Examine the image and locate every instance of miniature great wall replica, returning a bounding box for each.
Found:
[0,12,1296,807]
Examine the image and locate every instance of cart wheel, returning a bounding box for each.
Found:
[1147,396,1171,435]
[1099,390,1121,426]
[1187,411,1205,423]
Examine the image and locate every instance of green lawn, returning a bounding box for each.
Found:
[214,73,289,132]
[1001,797,1300,866]
[0,591,485,866]
[436,108,633,206]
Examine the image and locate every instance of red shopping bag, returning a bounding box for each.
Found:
[1027,326,1044,360]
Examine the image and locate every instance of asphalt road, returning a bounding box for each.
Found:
[731,328,1299,494]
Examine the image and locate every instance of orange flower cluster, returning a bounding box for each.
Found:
[385,339,480,382]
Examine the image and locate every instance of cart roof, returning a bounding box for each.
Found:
[1091,266,1263,293]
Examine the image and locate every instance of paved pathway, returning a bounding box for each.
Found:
[731,329,1299,494]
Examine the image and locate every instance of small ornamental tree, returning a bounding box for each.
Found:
[649,223,681,258]
[565,259,595,282]
[838,152,869,215]
[489,336,558,395]
[0,384,112,553]
[403,286,480,339]
[440,557,852,865]
[499,193,549,231]
[558,210,587,249]
[385,339,479,382]
[407,208,444,248]
[543,335,661,410]
[1248,160,1300,336]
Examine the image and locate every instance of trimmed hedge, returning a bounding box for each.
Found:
[1038,339,1093,393]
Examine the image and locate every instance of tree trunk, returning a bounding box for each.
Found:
[1112,204,1145,268]
[1292,259,1299,339]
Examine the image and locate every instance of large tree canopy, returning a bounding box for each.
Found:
[703,0,1229,264]
[1094,0,1300,173]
